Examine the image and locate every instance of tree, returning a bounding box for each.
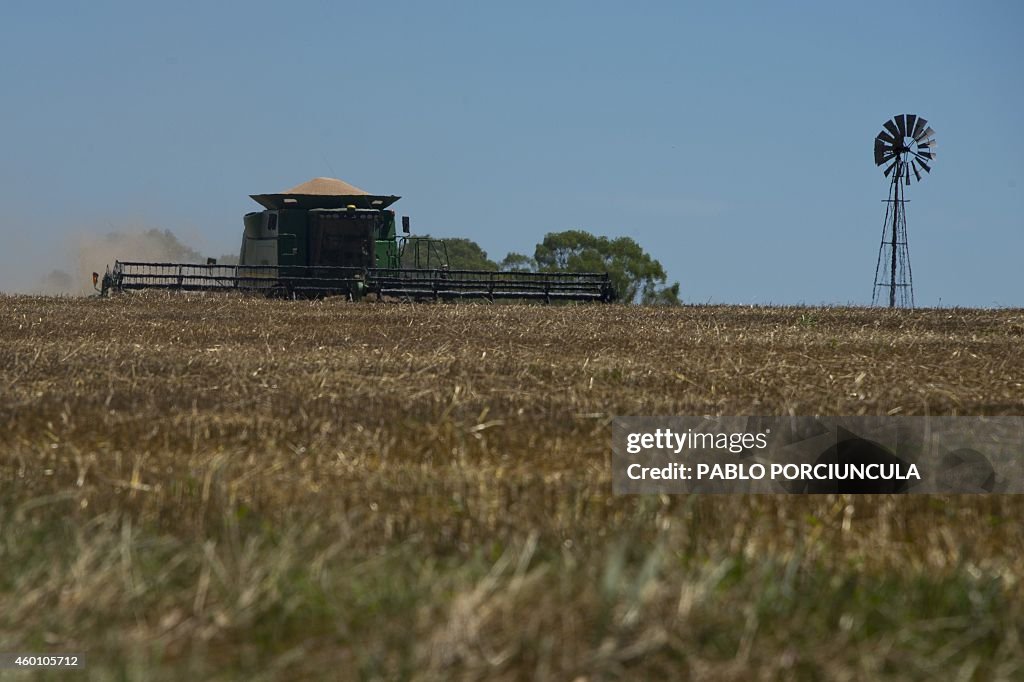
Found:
[531,230,680,304]
[498,252,536,272]
[442,238,498,271]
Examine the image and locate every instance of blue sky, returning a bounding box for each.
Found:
[1,1,1021,305]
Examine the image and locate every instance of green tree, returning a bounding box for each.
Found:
[443,238,498,270]
[532,230,680,304]
[498,252,536,272]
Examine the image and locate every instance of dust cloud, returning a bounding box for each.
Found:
[32,229,207,295]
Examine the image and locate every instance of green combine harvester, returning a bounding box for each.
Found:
[99,178,616,302]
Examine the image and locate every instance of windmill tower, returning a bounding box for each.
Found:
[871,114,936,307]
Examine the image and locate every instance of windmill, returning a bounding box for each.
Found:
[871,114,936,307]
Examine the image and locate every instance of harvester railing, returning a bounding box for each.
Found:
[106,261,366,297]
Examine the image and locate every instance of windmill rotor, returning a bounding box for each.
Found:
[874,114,936,186]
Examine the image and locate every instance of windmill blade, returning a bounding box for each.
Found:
[896,114,908,138]
[919,126,935,142]
[912,117,927,140]
[915,157,931,173]
[916,149,933,160]
[877,130,896,145]
[905,115,918,139]
[874,140,892,165]
[905,164,911,185]
[883,119,900,139]
[919,139,937,148]
[911,162,922,182]
[883,159,898,177]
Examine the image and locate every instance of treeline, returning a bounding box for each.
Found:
[404,230,680,305]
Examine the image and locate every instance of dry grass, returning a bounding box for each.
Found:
[1,294,1023,680]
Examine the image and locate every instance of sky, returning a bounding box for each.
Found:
[1,0,1021,305]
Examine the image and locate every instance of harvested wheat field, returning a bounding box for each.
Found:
[1,294,1023,680]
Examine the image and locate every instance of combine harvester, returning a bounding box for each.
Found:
[98,178,616,303]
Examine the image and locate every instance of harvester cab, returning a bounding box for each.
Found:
[99,177,616,302]
[243,178,404,273]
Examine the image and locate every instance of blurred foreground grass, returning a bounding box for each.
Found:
[1,294,1022,680]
